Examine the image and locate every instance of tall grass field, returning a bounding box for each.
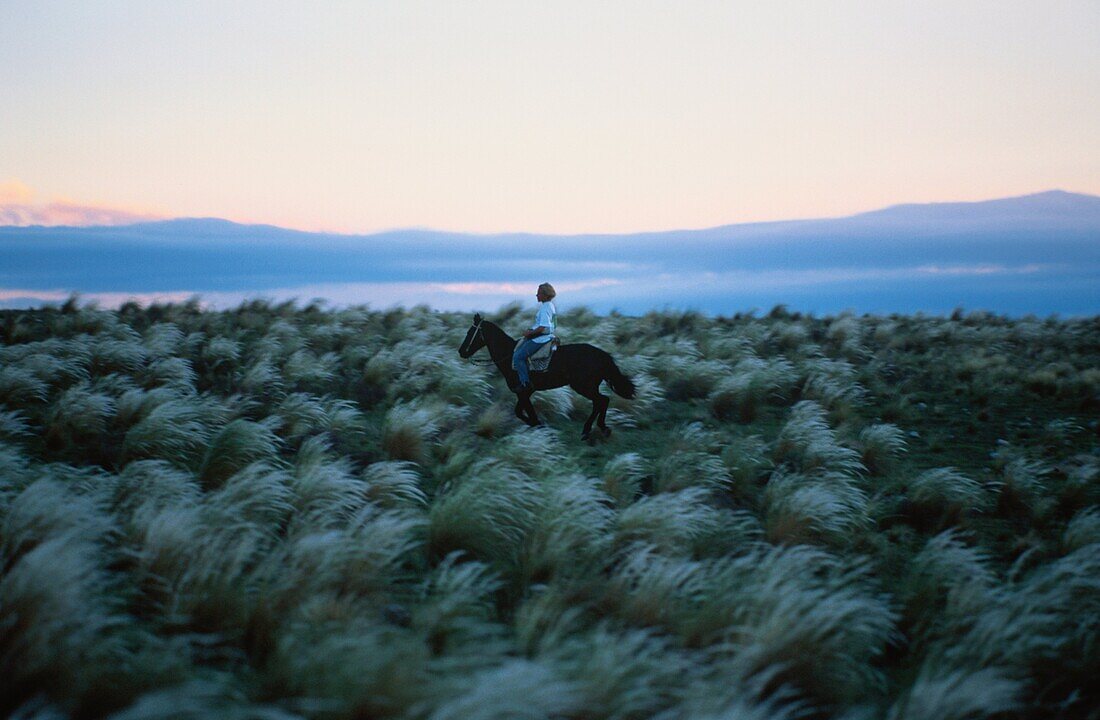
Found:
[1,299,1097,719]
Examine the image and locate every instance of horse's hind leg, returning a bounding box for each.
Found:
[595,393,611,437]
[572,382,604,440]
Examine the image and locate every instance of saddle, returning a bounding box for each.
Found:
[516,338,560,373]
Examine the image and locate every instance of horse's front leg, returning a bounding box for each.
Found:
[514,390,540,427]
[523,394,542,427]
[514,397,533,425]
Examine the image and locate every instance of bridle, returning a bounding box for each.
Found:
[461,318,496,366]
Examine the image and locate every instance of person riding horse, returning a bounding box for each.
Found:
[458,286,636,441]
[512,283,557,390]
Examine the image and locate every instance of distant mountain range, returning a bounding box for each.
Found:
[2,190,1098,315]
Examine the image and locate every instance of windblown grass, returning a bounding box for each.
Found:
[428,460,541,571]
[764,470,870,545]
[708,356,797,422]
[601,452,646,507]
[615,487,723,556]
[382,400,454,464]
[774,400,864,476]
[906,467,988,528]
[887,665,1022,720]
[0,302,1096,718]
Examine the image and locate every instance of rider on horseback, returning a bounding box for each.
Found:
[458,295,634,440]
[512,283,557,390]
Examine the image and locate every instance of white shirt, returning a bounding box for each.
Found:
[530,300,556,344]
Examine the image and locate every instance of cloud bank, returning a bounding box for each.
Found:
[0,180,161,227]
[1,191,1097,315]
[0,264,1068,315]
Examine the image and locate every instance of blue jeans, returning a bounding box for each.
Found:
[512,339,544,386]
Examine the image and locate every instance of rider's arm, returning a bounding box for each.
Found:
[525,303,553,340]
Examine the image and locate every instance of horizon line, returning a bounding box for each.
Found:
[0,188,1095,238]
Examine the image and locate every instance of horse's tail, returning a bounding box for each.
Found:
[605,355,636,399]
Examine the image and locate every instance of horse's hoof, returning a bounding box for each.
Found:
[601,427,612,438]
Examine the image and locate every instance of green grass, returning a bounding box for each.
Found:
[0,300,1097,719]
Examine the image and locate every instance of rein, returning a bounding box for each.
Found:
[462,320,498,366]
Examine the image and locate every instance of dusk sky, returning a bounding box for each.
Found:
[2,1,1098,234]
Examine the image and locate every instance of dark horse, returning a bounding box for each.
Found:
[458,313,636,441]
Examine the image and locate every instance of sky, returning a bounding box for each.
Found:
[1,1,1099,234]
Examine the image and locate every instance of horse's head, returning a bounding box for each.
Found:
[458,313,486,358]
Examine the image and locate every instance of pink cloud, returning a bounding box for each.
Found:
[0,288,71,302]
[435,279,623,295]
[0,287,198,307]
[0,280,629,312]
[0,180,35,204]
[0,180,162,227]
